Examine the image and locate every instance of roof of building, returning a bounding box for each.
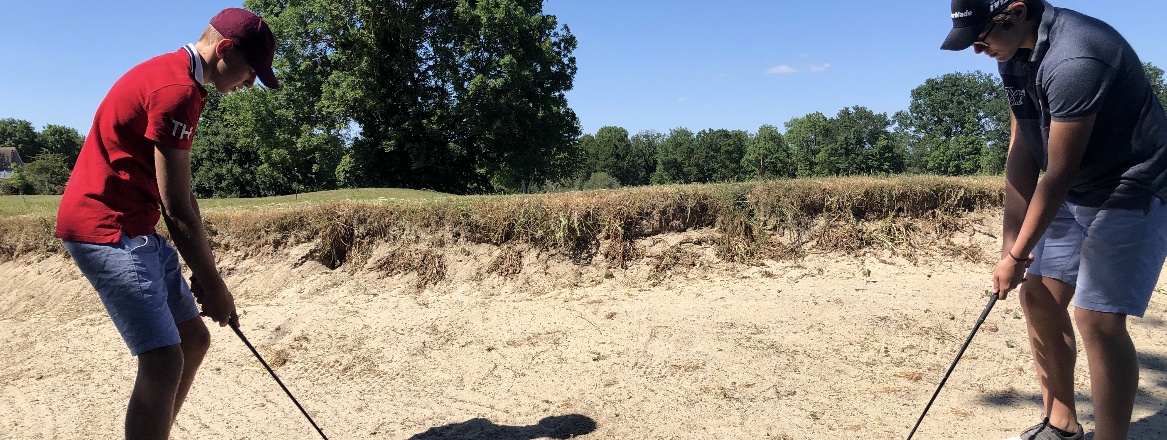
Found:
[0,147,24,172]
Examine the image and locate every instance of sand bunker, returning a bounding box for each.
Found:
[3,209,1167,439]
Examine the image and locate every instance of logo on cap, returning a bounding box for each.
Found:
[951,10,974,18]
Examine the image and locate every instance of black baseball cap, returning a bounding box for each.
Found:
[941,0,1018,51]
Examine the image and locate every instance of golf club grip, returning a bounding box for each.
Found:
[905,293,999,440]
[231,323,329,440]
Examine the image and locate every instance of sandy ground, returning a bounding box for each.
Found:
[3,210,1167,439]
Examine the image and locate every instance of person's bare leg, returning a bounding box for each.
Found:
[125,344,184,440]
[170,317,211,424]
[1018,276,1079,433]
[1075,308,1138,440]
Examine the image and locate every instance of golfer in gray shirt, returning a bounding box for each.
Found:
[942,1,1167,439]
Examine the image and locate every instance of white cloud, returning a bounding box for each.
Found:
[766,65,798,74]
[807,63,832,72]
[678,97,687,102]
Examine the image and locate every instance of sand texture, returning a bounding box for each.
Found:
[3,209,1167,439]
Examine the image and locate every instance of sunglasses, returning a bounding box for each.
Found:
[972,22,997,50]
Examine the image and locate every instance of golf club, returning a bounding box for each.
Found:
[231,321,329,440]
[905,292,999,440]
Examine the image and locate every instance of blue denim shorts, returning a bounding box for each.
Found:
[63,233,201,355]
[1027,198,1167,317]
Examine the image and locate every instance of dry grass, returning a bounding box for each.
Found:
[486,247,524,277]
[371,247,448,289]
[0,176,1005,275]
[649,242,705,282]
[266,348,290,369]
[0,215,62,263]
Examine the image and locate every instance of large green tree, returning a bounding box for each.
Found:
[651,128,694,184]
[243,0,580,195]
[626,130,661,187]
[741,125,792,179]
[693,129,749,183]
[817,106,894,176]
[190,87,264,198]
[23,153,71,195]
[36,124,84,170]
[783,112,830,178]
[0,118,40,160]
[579,126,656,187]
[652,128,747,184]
[894,71,1009,175]
[581,126,630,184]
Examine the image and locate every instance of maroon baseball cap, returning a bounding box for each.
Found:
[210,8,280,89]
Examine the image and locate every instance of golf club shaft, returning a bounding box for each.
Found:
[905,293,999,440]
[231,322,329,440]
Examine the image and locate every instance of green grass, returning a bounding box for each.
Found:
[0,194,63,217]
[0,188,449,217]
[195,188,451,210]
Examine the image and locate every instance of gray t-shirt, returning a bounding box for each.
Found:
[998,2,1167,209]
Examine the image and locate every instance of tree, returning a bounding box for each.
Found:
[652,128,695,184]
[894,71,1009,175]
[784,112,830,178]
[583,126,629,183]
[863,136,905,175]
[244,0,581,195]
[627,130,662,186]
[0,118,40,160]
[23,153,71,195]
[692,129,748,183]
[818,106,893,176]
[742,125,792,179]
[37,124,84,170]
[3,163,31,195]
[191,86,263,198]
[453,0,582,192]
[1146,62,1166,112]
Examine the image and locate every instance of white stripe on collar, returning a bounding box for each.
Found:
[183,44,205,87]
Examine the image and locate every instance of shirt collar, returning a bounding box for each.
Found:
[183,44,205,86]
[1029,1,1058,64]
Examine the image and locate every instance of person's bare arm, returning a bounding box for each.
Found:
[155,144,237,327]
[1002,113,1040,260]
[993,114,1096,298]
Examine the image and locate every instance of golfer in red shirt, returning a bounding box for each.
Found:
[56,8,279,439]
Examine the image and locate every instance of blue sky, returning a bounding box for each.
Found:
[2,1,1164,137]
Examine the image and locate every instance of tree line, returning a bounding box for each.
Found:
[2,0,1165,196]
[0,118,84,195]
[568,64,1166,189]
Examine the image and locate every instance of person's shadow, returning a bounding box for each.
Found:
[1109,351,1167,440]
[975,341,1167,439]
[408,414,597,440]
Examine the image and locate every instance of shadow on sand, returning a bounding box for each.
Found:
[409,414,597,440]
[975,351,1167,439]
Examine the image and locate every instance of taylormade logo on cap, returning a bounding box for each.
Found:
[951,10,974,18]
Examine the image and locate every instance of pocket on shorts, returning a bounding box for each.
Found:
[123,234,157,254]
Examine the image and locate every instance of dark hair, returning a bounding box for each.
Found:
[991,0,1045,29]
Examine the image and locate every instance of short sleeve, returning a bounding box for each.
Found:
[145,85,202,151]
[1044,57,1116,122]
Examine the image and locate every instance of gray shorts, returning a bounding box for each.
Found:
[64,233,201,356]
[1028,198,1167,317]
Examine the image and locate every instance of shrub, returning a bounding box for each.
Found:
[582,172,620,190]
[0,178,16,195]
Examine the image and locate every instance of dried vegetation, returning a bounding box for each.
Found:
[0,176,1004,286]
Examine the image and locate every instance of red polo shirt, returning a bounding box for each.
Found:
[56,48,208,243]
